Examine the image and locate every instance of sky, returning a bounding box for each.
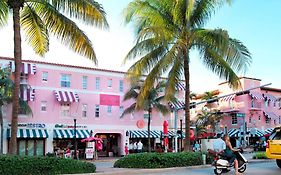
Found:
[0,0,280,93]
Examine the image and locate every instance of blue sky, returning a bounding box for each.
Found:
[0,0,280,93]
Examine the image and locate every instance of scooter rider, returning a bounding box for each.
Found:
[223,134,241,175]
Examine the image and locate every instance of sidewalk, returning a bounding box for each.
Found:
[69,153,274,175]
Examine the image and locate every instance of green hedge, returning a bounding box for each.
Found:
[114,152,204,168]
[252,152,268,159]
[0,155,96,175]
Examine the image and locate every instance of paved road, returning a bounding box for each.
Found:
[139,161,280,175]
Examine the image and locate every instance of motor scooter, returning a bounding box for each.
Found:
[208,149,248,175]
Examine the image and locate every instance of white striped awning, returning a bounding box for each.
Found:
[249,91,264,100]
[249,128,264,137]
[53,129,90,139]
[129,130,160,138]
[10,61,36,75]
[228,128,239,137]
[168,101,185,110]
[220,94,235,102]
[20,86,35,101]
[54,90,79,103]
[128,130,185,138]
[7,129,48,138]
[176,82,185,91]
[263,93,277,101]
[265,128,274,134]
[264,111,278,120]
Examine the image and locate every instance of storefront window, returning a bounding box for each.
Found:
[19,140,26,156]
[36,140,44,156]
[28,140,34,156]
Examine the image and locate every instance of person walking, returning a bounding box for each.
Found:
[133,141,138,153]
[137,140,143,153]
[124,143,129,155]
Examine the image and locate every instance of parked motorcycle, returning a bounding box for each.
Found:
[208,149,248,175]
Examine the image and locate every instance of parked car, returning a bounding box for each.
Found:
[266,125,281,168]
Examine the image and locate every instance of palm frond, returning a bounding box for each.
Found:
[33,2,97,63]
[49,0,108,28]
[0,0,8,27]
[21,4,49,56]
[120,103,136,118]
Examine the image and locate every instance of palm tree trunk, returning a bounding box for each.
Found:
[0,105,3,154]
[8,1,22,154]
[147,108,151,153]
[184,50,191,152]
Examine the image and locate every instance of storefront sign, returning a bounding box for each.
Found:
[85,147,94,159]
[54,124,87,129]
[100,94,120,106]
[8,123,46,128]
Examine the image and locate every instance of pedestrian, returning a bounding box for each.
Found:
[137,140,143,153]
[125,143,129,155]
[133,141,138,153]
[129,141,133,153]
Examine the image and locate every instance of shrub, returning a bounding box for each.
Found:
[252,152,268,159]
[0,155,96,175]
[114,152,203,168]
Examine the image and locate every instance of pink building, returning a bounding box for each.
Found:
[0,57,185,156]
[206,77,281,145]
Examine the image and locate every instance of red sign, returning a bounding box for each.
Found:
[100,94,120,106]
[136,120,145,129]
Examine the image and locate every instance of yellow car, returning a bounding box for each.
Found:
[266,125,281,168]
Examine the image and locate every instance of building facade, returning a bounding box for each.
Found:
[0,57,185,156]
[194,77,281,146]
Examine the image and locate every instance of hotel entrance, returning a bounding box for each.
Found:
[95,133,121,157]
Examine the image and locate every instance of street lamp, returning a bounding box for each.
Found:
[73,117,77,159]
[180,117,183,152]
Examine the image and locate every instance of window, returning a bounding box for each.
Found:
[82,104,87,117]
[107,106,112,113]
[266,117,270,124]
[279,116,281,124]
[95,105,99,117]
[249,116,252,123]
[119,80,124,92]
[251,99,254,108]
[61,74,71,87]
[258,115,261,121]
[42,72,48,82]
[119,106,124,116]
[96,77,100,90]
[265,100,269,108]
[82,76,88,89]
[231,114,237,125]
[61,104,70,117]
[41,101,47,111]
[273,101,276,108]
[274,119,277,125]
[108,79,112,88]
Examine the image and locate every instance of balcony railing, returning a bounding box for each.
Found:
[219,102,244,112]
[249,101,262,110]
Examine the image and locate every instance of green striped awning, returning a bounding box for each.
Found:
[7,129,49,138]
[53,129,90,139]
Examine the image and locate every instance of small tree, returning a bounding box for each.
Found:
[0,68,31,154]
[121,81,169,152]
[196,109,223,136]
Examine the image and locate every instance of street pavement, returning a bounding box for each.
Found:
[68,153,280,175]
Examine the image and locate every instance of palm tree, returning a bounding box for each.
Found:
[123,0,251,151]
[0,68,31,154]
[0,0,108,154]
[202,91,218,109]
[196,109,223,135]
[121,81,169,152]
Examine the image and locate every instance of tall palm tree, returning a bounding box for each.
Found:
[123,0,251,151]
[0,0,108,154]
[202,91,218,108]
[0,68,31,154]
[121,81,169,152]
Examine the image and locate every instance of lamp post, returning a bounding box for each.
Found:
[180,118,183,152]
[73,118,77,159]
